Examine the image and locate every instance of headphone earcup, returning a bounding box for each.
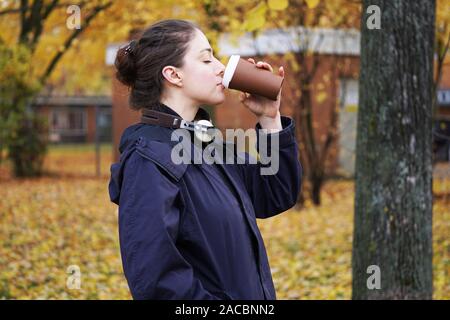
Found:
[194,119,215,143]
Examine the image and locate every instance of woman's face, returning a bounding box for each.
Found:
[179,29,226,106]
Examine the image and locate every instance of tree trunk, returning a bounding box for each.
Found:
[352,0,435,299]
[311,172,323,206]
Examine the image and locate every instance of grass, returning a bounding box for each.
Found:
[48,143,112,154]
[0,144,448,299]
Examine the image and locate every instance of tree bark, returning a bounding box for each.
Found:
[352,0,435,299]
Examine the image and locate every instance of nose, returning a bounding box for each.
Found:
[217,60,225,78]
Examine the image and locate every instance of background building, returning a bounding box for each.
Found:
[33,95,112,143]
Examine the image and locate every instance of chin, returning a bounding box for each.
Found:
[202,94,225,106]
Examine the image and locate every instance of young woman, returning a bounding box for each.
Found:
[109,19,302,300]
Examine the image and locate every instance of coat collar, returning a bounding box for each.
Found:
[118,102,227,181]
[147,101,213,123]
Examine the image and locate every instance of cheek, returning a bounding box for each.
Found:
[188,62,216,82]
[183,63,218,95]
[197,68,216,84]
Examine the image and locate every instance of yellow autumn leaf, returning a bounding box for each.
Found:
[268,0,289,11]
[244,3,267,32]
[305,0,320,9]
[316,91,327,103]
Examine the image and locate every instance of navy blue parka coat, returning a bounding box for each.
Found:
[109,104,302,300]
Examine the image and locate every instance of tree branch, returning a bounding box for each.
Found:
[39,1,113,84]
[19,0,31,44]
[28,0,44,51]
[0,1,83,16]
[42,0,60,20]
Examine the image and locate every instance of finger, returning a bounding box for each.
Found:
[279,66,285,78]
[248,58,256,64]
[257,61,273,72]
[265,62,273,73]
[277,77,283,99]
[277,85,283,98]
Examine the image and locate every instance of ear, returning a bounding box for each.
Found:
[162,66,183,87]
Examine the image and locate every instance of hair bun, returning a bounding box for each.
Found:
[125,40,138,56]
[114,40,138,87]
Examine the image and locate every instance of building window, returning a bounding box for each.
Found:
[50,107,87,142]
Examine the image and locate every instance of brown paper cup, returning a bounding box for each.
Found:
[222,55,284,101]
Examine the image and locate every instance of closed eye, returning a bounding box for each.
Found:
[204,61,212,63]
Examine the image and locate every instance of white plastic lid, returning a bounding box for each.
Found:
[222,55,240,88]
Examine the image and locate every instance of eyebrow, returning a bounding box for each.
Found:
[199,48,213,55]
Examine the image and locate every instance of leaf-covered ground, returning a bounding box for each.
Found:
[0,145,448,299]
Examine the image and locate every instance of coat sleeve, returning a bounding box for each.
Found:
[236,115,303,219]
[118,152,221,300]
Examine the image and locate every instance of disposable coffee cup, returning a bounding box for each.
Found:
[222,55,284,101]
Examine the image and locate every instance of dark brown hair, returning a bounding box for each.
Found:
[115,19,199,111]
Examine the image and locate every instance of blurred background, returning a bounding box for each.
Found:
[0,0,448,299]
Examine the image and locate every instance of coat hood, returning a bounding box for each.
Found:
[108,105,219,206]
[109,123,145,205]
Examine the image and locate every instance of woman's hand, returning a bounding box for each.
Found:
[239,58,284,132]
